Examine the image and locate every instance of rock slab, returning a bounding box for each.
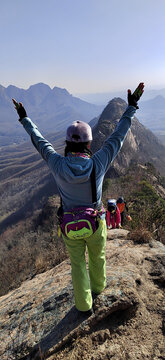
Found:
[0,230,165,360]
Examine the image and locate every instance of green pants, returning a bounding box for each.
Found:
[63,219,107,311]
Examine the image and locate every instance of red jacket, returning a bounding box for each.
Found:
[117,202,128,214]
[106,207,121,228]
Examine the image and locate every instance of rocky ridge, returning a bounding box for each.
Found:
[0,229,164,360]
[91,98,165,177]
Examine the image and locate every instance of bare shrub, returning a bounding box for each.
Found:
[153,224,165,245]
[0,197,68,296]
[127,228,153,244]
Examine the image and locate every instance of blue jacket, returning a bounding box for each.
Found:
[20,105,136,210]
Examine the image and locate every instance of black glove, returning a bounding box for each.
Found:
[12,98,27,120]
[127,82,144,109]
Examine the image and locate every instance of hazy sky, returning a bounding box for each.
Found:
[1,0,165,94]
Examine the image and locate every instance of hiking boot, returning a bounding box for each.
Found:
[76,308,94,320]
[92,291,100,300]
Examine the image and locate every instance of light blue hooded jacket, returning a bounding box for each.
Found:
[20,105,136,210]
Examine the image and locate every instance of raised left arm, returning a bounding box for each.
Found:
[12,99,58,163]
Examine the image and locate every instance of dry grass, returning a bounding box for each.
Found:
[127,228,153,244]
[0,198,67,296]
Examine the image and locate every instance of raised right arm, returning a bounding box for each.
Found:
[92,83,144,174]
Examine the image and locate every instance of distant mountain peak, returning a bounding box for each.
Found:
[153,94,165,102]
[98,97,126,122]
[52,86,70,96]
[28,83,51,91]
[7,84,18,90]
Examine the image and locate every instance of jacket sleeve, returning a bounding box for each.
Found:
[20,117,61,166]
[125,202,129,212]
[116,207,121,225]
[106,210,110,227]
[111,214,115,228]
[93,105,136,174]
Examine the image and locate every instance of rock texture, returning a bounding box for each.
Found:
[0,229,165,360]
[91,98,165,177]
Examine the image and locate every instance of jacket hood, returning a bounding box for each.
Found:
[60,156,93,184]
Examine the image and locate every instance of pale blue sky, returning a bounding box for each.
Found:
[1,0,165,94]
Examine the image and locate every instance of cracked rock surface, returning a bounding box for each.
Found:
[0,229,164,360]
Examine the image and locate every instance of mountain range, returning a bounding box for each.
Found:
[77,87,165,104]
[1,83,165,148]
[137,95,165,145]
[0,83,103,147]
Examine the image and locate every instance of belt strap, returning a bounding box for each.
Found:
[91,161,97,205]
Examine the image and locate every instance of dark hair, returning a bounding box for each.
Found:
[64,141,92,157]
[117,197,124,204]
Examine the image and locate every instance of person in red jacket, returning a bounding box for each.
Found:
[106,199,121,229]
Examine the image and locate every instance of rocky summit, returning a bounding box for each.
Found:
[0,229,164,360]
[91,98,165,177]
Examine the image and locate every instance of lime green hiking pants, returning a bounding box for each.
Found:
[63,219,107,311]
